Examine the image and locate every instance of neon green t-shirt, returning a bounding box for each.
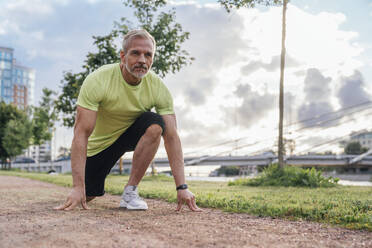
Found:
[77,63,174,157]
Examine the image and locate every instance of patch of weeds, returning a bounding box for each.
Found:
[229,164,339,188]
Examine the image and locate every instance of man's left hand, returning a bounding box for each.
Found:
[176,189,202,212]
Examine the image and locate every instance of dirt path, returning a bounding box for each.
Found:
[0,176,371,248]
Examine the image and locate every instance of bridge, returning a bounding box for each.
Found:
[9,154,372,174]
[148,154,372,167]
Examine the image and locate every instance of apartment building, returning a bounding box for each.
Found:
[0,47,35,109]
[350,131,372,150]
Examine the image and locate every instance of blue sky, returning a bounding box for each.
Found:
[1,0,371,157]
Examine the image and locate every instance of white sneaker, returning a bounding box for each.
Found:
[119,185,148,210]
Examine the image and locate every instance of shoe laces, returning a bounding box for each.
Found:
[125,186,142,199]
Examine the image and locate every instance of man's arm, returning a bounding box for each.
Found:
[55,106,97,210]
[162,114,201,212]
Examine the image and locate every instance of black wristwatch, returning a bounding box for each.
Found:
[176,184,188,191]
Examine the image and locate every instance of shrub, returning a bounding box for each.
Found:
[229,164,339,188]
[217,166,240,176]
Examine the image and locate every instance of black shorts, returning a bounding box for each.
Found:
[85,112,165,197]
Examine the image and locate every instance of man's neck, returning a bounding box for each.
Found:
[120,63,141,86]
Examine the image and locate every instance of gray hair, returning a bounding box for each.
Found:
[122,29,156,55]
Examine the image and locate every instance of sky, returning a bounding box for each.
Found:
[1,0,371,158]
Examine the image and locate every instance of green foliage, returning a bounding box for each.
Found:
[0,90,57,164]
[229,164,339,188]
[1,171,371,231]
[32,88,58,145]
[0,102,32,163]
[55,0,193,127]
[3,115,32,159]
[217,166,240,176]
[0,102,17,162]
[218,0,282,12]
[344,141,368,155]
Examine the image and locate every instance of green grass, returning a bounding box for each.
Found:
[1,170,371,231]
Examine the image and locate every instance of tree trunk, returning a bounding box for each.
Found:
[151,160,156,176]
[278,0,288,168]
[119,157,123,175]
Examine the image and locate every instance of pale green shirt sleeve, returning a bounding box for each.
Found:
[77,74,104,111]
[155,80,174,115]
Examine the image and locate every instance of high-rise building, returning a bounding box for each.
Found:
[0,46,35,109]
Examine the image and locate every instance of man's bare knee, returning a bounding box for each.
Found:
[144,124,163,141]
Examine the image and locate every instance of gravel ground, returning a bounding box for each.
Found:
[0,175,371,248]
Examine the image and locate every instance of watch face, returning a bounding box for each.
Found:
[177,184,188,190]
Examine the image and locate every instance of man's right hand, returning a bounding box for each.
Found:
[54,187,89,211]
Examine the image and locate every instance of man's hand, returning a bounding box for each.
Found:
[176,189,202,212]
[54,187,89,211]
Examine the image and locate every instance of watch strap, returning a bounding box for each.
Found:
[176,184,188,191]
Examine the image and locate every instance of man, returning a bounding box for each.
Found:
[55,29,200,211]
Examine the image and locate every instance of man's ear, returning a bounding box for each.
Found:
[120,50,125,61]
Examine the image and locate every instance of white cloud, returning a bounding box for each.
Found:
[0,19,19,35]
[4,0,54,15]
[54,0,71,5]
[238,5,363,77]
[85,0,104,4]
[0,0,54,49]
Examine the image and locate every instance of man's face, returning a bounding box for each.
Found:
[121,37,154,79]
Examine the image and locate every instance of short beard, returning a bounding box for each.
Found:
[125,62,149,79]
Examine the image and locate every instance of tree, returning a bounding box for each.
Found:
[219,0,287,168]
[32,88,58,146]
[0,102,32,168]
[3,117,32,161]
[277,0,288,168]
[344,142,368,155]
[55,0,193,127]
[0,102,17,165]
[0,89,57,168]
[219,0,281,12]
[31,88,58,162]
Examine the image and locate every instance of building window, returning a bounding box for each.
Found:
[3,70,11,78]
[4,61,11,69]
[4,79,11,86]
[6,52,12,60]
